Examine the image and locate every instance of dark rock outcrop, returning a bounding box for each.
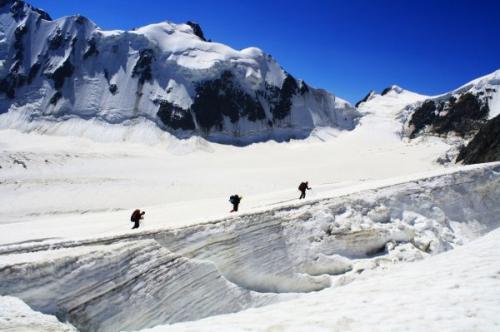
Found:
[83,38,99,59]
[27,62,41,84]
[5,0,52,21]
[355,91,375,108]
[299,81,309,95]
[13,22,28,62]
[132,49,154,84]
[191,71,265,131]
[9,0,26,20]
[186,21,206,41]
[0,73,23,99]
[109,84,118,95]
[270,74,299,120]
[48,58,74,90]
[381,86,392,96]
[156,100,195,131]
[48,28,64,50]
[32,6,52,21]
[409,93,489,138]
[49,91,62,105]
[456,114,500,164]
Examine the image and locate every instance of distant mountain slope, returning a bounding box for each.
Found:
[356,85,429,117]
[405,70,499,140]
[356,70,500,164]
[0,0,359,145]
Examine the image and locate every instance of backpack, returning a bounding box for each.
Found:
[130,209,141,222]
[298,182,306,191]
[229,195,239,204]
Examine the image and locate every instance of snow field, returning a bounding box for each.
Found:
[1,162,499,331]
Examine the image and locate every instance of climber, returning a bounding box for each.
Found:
[130,209,145,229]
[298,181,311,199]
[229,195,242,212]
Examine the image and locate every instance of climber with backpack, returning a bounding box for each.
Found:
[130,209,145,229]
[229,194,242,212]
[298,181,311,199]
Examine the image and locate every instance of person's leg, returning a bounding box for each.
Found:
[234,203,239,212]
[300,191,305,199]
[132,220,139,229]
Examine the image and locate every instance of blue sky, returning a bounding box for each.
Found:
[29,0,500,103]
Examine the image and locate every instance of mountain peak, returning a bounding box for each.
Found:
[355,90,376,108]
[2,0,52,21]
[186,21,207,41]
[381,85,404,96]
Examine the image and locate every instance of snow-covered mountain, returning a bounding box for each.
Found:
[356,70,500,164]
[356,84,429,118]
[405,70,500,139]
[0,0,359,145]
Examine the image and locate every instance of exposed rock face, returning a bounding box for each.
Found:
[0,1,359,144]
[48,59,75,90]
[186,21,206,41]
[191,71,266,131]
[270,74,299,120]
[83,38,98,59]
[131,49,154,84]
[408,92,489,138]
[457,114,500,164]
[400,70,500,164]
[156,99,196,131]
[355,90,375,108]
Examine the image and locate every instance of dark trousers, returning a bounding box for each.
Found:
[299,190,306,199]
[232,203,239,212]
[132,220,140,229]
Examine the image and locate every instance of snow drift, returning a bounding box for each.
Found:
[0,0,359,145]
[1,162,499,332]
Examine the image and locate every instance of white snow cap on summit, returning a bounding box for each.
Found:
[381,84,404,95]
[131,21,271,71]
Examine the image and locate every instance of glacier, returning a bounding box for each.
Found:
[1,162,499,331]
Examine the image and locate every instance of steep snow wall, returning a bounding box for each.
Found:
[0,163,499,331]
[0,0,359,145]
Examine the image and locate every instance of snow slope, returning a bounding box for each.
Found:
[356,85,429,115]
[0,0,359,145]
[1,162,499,331]
[0,122,452,243]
